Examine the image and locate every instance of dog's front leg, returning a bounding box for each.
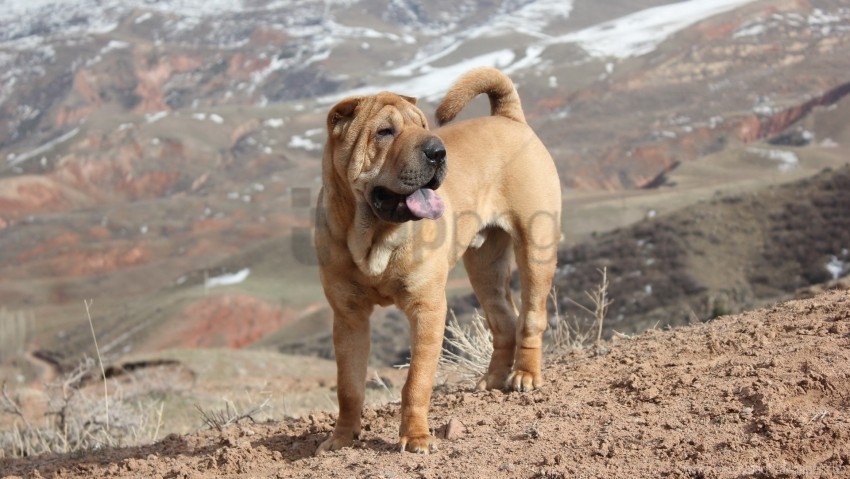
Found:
[316,300,372,454]
[398,294,447,453]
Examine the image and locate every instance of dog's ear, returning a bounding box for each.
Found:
[328,97,360,131]
[400,95,417,106]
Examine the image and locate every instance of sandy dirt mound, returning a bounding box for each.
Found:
[3,289,849,478]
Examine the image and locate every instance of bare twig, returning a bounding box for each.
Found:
[565,268,612,347]
[84,299,109,435]
[195,397,271,432]
[548,287,568,348]
[371,371,390,393]
[152,402,164,442]
[590,267,612,346]
[808,410,829,424]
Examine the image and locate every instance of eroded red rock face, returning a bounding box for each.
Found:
[162,295,297,350]
[0,177,68,213]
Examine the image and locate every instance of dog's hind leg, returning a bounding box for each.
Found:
[508,211,559,392]
[462,227,519,390]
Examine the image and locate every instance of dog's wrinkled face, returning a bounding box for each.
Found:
[326,93,447,223]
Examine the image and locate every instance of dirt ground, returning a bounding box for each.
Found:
[2,289,849,478]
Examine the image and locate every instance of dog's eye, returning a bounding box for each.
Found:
[376,127,395,138]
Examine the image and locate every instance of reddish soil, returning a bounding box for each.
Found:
[150,295,300,350]
[2,290,849,479]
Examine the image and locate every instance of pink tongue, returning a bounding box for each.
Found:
[405,188,445,220]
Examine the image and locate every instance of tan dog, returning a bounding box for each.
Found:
[314,67,561,454]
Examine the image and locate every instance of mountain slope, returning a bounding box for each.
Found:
[2,288,848,477]
[554,163,850,334]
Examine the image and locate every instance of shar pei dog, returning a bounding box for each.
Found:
[315,67,561,454]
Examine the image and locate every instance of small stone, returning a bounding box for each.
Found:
[444,418,466,440]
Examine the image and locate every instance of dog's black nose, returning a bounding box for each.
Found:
[422,137,446,166]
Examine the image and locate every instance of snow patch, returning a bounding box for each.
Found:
[326,49,516,103]
[189,112,223,124]
[550,0,759,59]
[486,0,574,37]
[101,40,129,54]
[250,53,289,87]
[135,12,153,24]
[826,256,847,280]
[1,0,119,43]
[205,268,251,288]
[732,8,850,41]
[709,116,725,129]
[383,0,572,79]
[733,23,767,38]
[145,111,169,123]
[6,128,80,167]
[747,148,799,172]
[288,128,324,152]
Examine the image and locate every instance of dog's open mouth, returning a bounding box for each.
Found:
[371,177,445,223]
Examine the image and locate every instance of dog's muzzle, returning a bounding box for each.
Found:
[369,138,447,223]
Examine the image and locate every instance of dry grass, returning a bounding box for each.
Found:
[546,287,594,353]
[440,270,612,384]
[439,311,493,383]
[194,397,271,432]
[564,267,612,348]
[0,302,167,458]
[0,358,165,458]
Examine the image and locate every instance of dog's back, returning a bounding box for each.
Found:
[435,67,526,126]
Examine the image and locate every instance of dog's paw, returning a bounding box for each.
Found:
[399,434,438,454]
[506,369,542,392]
[315,434,356,455]
[475,371,510,391]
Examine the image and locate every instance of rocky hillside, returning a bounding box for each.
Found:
[551,164,850,334]
[2,289,848,477]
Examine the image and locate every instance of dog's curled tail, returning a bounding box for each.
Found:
[435,67,526,126]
